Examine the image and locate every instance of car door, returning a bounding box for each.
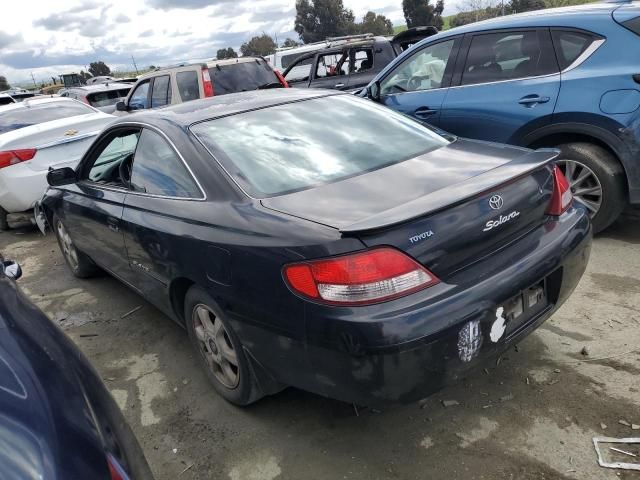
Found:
[149,75,172,109]
[126,79,151,111]
[309,50,350,90]
[440,29,560,144]
[377,37,461,127]
[121,127,204,309]
[62,128,141,282]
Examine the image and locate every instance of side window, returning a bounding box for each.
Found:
[551,30,596,70]
[380,39,455,95]
[462,31,556,86]
[176,71,200,102]
[130,129,201,198]
[129,80,150,110]
[315,52,347,78]
[351,48,373,74]
[88,131,140,185]
[151,75,172,108]
[284,56,314,82]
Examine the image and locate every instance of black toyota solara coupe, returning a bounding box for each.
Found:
[39,89,592,407]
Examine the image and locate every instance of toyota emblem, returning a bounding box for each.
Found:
[489,195,504,210]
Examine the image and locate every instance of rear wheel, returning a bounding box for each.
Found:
[185,286,263,406]
[0,207,8,231]
[53,214,99,278]
[555,143,626,233]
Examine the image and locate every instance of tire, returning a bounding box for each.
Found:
[0,206,8,231]
[53,214,99,278]
[184,286,263,406]
[555,143,626,233]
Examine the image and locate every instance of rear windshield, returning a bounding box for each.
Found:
[0,102,95,134]
[87,88,130,108]
[0,97,14,106]
[191,94,449,197]
[209,59,280,95]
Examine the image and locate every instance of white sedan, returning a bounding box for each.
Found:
[0,97,114,230]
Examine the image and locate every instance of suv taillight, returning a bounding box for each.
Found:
[0,149,37,169]
[283,247,439,306]
[274,69,289,88]
[546,165,573,216]
[202,67,214,97]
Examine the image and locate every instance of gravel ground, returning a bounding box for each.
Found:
[1,209,639,480]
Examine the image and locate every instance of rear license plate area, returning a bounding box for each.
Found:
[503,279,548,338]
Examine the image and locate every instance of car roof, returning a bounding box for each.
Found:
[0,96,87,112]
[112,89,339,128]
[137,56,270,80]
[425,2,620,40]
[68,84,132,93]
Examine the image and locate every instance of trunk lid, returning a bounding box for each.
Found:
[391,26,439,54]
[261,139,558,277]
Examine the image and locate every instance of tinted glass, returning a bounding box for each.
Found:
[623,16,640,36]
[381,40,455,95]
[87,88,130,108]
[130,129,201,197]
[0,102,94,134]
[209,60,279,95]
[88,131,140,184]
[0,97,14,106]
[462,31,555,86]
[129,80,150,110]
[151,75,172,108]
[551,31,594,70]
[191,95,449,197]
[176,70,200,101]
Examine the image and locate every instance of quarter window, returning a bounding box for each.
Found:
[176,71,200,102]
[151,75,172,108]
[130,129,201,198]
[551,31,596,70]
[380,39,455,95]
[462,31,556,86]
[129,80,150,110]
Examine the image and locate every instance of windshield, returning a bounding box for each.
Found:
[209,60,280,95]
[0,102,95,134]
[191,94,449,197]
[87,88,130,108]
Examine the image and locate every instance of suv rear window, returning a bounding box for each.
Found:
[87,88,130,108]
[209,59,280,95]
[551,30,597,70]
[0,102,94,134]
[190,94,448,197]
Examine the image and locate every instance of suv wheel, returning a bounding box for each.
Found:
[185,286,263,406]
[0,207,8,231]
[555,143,626,233]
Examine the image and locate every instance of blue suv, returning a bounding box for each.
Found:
[365,1,640,232]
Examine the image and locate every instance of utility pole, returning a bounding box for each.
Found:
[30,72,37,89]
[131,55,139,75]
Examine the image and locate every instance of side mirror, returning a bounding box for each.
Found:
[367,81,381,101]
[115,100,127,112]
[2,261,22,280]
[47,167,76,187]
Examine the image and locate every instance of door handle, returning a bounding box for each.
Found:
[414,106,438,118]
[334,83,345,88]
[107,218,119,233]
[518,95,550,107]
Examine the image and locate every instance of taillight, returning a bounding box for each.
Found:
[201,67,214,97]
[0,149,37,169]
[106,453,129,480]
[274,69,289,88]
[546,165,573,216]
[283,247,439,306]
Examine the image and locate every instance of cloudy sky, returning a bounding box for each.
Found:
[0,0,462,86]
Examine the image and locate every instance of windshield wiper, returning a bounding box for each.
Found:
[256,82,284,90]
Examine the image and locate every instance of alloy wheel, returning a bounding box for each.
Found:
[56,220,79,270]
[192,304,239,389]
[556,159,603,217]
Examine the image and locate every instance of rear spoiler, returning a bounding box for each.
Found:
[339,148,559,234]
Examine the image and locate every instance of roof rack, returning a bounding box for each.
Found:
[274,33,375,52]
[325,33,374,43]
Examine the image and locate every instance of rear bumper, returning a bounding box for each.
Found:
[297,206,591,406]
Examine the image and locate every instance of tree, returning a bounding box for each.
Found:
[0,76,10,91]
[358,11,394,35]
[281,38,301,48]
[402,0,445,30]
[79,70,91,81]
[295,0,358,44]
[216,47,238,59]
[240,34,277,57]
[508,0,545,12]
[88,61,111,77]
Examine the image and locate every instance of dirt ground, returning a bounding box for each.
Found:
[1,210,639,480]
